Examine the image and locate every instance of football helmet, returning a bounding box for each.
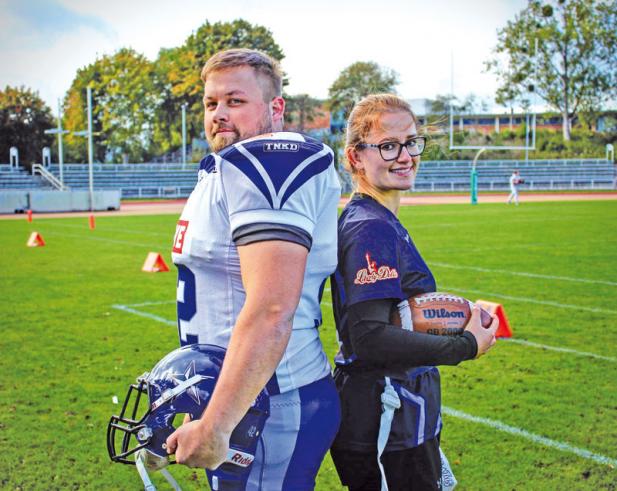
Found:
[107,344,270,490]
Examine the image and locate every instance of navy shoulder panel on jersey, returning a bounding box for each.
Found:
[199,154,217,174]
[217,134,333,209]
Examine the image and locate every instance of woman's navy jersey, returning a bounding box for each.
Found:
[330,193,442,452]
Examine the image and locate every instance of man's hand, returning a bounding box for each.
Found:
[165,419,230,469]
[464,305,498,358]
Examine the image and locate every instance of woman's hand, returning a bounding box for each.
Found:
[464,305,498,358]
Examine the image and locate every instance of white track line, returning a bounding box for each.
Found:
[431,262,617,287]
[442,286,617,315]
[442,406,617,467]
[112,304,176,326]
[501,338,616,363]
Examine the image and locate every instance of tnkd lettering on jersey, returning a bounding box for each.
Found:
[173,220,189,253]
[263,142,299,152]
[354,252,398,285]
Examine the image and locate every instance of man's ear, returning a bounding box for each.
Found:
[271,96,285,125]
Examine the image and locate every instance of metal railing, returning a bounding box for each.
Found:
[31,164,69,191]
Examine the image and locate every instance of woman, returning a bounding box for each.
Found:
[330,94,498,491]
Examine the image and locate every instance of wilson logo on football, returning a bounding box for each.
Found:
[172,220,189,254]
[422,308,466,319]
[354,252,398,285]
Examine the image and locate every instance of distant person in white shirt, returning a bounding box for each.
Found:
[507,170,524,205]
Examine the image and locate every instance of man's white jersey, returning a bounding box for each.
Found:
[171,132,340,394]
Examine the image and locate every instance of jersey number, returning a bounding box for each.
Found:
[177,264,199,345]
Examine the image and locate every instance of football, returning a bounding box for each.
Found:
[390,292,493,336]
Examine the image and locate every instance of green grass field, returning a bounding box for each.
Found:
[1,200,616,490]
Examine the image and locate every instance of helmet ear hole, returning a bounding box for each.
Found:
[169,412,193,429]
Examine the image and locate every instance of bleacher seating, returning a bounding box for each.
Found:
[0,165,53,190]
[413,158,616,192]
[1,159,614,198]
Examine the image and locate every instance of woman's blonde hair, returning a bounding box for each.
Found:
[344,93,420,177]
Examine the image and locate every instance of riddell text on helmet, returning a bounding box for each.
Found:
[230,452,254,467]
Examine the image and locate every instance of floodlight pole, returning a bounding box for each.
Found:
[44,98,69,186]
[181,103,188,169]
[87,86,94,211]
[73,87,95,210]
[470,147,486,205]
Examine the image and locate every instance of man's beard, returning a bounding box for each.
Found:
[207,111,274,153]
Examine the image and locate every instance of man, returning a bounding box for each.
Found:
[507,169,524,205]
[166,48,341,490]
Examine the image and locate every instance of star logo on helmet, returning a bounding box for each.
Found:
[155,361,214,408]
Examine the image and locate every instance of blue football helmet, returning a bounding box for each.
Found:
[107,344,270,490]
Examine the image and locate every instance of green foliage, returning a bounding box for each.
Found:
[285,94,322,132]
[486,0,617,141]
[153,19,284,159]
[327,61,398,120]
[0,85,54,168]
[62,48,161,163]
[1,201,616,489]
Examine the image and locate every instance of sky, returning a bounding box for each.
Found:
[0,0,528,116]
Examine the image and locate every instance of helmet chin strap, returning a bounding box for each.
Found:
[136,452,182,491]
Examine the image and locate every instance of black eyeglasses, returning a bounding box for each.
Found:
[356,137,426,161]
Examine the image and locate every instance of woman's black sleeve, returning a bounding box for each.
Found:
[347,298,478,367]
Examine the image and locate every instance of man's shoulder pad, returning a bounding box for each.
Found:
[217,133,333,209]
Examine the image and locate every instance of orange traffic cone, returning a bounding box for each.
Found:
[475,300,513,338]
[89,214,96,230]
[27,232,45,247]
[142,252,170,273]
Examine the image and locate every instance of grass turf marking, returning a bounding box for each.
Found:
[42,230,164,249]
[40,221,172,238]
[442,406,617,468]
[112,304,176,326]
[431,262,617,287]
[443,285,617,315]
[501,338,617,363]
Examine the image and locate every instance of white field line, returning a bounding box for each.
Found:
[431,262,617,287]
[43,230,165,249]
[123,300,176,307]
[442,406,617,468]
[112,304,176,326]
[42,222,172,238]
[442,285,617,315]
[502,338,617,363]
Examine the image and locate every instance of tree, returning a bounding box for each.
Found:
[153,19,284,158]
[0,86,54,168]
[63,48,161,162]
[486,0,617,141]
[327,62,398,120]
[284,94,321,132]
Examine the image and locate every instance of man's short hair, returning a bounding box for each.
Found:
[201,48,283,101]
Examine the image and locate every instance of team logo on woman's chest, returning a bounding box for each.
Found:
[354,252,399,285]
